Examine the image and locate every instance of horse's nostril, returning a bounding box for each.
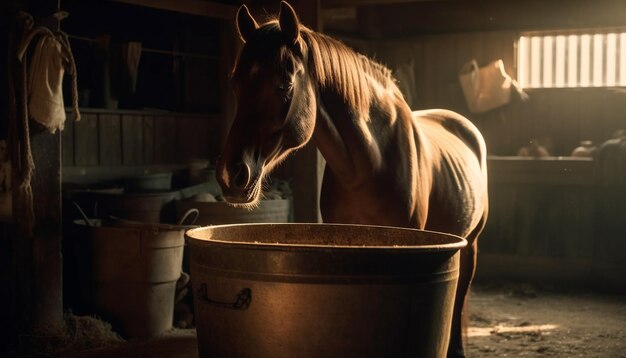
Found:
[232,162,250,188]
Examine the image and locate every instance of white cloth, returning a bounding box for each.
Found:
[27,34,68,133]
[459,59,512,113]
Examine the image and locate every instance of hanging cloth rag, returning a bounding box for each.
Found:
[116,41,142,97]
[17,26,81,133]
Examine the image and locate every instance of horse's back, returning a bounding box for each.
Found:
[412,109,487,165]
[411,109,488,237]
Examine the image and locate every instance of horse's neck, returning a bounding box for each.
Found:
[312,86,414,189]
[312,91,358,185]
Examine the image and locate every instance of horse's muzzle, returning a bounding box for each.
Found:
[217,160,257,204]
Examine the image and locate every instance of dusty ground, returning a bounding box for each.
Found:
[19,282,626,357]
[467,282,626,358]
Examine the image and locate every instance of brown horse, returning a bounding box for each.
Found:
[216,2,488,357]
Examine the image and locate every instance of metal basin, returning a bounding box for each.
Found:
[186,223,466,358]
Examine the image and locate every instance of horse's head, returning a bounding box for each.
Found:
[217,1,316,206]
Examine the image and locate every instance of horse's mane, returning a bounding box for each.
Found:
[241,19,401,117]
[300,27,398,115]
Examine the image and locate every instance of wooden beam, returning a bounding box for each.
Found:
[321,0,435,9]
[355,0,626,38]
[111,0,238,19]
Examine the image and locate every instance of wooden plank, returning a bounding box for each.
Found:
[420,35,439,108]
[61,115,75,166]
[206,117,222,163]
[505,94,529,155]
[98,114,122,166]
[433,34,456,108]
[476,253,598,288]
[73,113,99,166]
[487,157,595,185]
[601,90,626,140]
[323,0,438,8]
[577,90,606,148]
[111,0,237,19]
[452,32,476,116]
[499,32,517,79]
[177,117,200,163]
[197,118,214,162]
[121,114,144,165]
[181,58,213,114]
[531,90,556,153]
[481,31,507,65]
[154,116,177,164]
[545,186,595,259]
[480,183,518,253]
[143,116,155,165]
[544,90,573,155]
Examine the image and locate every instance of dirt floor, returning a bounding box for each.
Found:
[467,282,626,358]
[33,282,626,358]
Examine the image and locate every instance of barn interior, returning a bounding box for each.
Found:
[1,0,625,357]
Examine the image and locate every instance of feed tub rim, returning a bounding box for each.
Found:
[185,222,467,252]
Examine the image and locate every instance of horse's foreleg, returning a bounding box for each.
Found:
[447,214,485,358]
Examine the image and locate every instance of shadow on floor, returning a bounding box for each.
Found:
[64,329,198,358]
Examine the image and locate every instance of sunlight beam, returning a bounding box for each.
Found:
[567,35,578,87]
[468,324,560,338]
[543,36,554,87]
[530,36,542,87]
[606,33,617,86]
[555,35,566,87]
[580,34,591,86]
[593,34,604,87]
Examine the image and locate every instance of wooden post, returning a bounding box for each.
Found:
[13,0,64,341]
[1,2,18,354]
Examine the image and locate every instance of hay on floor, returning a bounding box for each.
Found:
[21,313,125,356]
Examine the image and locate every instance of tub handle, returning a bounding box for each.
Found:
[178,208,199,226]
[197,283,251,310]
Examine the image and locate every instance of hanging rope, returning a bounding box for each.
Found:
[10,12,81,235]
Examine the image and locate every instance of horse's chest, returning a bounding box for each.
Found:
[319,176,411,226]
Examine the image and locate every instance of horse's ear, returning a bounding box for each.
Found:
[279,1,300,44]
[236,4,258,43]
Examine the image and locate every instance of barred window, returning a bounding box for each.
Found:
[518,29,626,88]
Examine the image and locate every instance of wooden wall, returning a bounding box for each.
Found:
[58,0,240,175]
[477,158,626,291]
[370,31,626,156]
[62,109,221,168]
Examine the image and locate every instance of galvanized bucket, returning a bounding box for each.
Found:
[96,191,180,223]
[175,199,289,226]
[74,218,186,339]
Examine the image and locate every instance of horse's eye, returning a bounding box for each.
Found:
[277,82,293,92]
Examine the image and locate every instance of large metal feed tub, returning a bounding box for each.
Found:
[186,223,466,358]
